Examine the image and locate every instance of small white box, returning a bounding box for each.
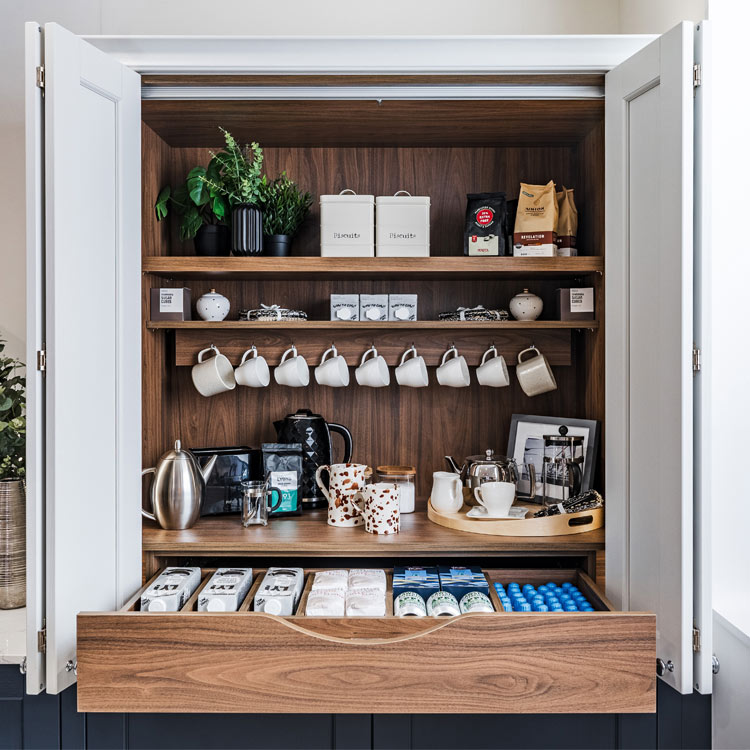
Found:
[376,193,430,257]
[197,567,253,612]
[513,243,557,257]
[360,294,389,322]
[320,191,374,257]
[388,294,418,322]
[331,294,360,321]
[140,567,201,612]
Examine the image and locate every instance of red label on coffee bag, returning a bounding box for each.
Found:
[475,207,494,226]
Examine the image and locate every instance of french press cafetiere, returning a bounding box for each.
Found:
[241,478,283,527]
[541,428,584,508]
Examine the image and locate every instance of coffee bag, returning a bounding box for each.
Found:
[555,186,578,256]
[464,192,507,256]
[513,181,558,257]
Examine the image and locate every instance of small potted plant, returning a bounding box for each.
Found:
[0,337,25,609]
[259,173,313,256]
[155,161,230,256]
[200,129,265,256]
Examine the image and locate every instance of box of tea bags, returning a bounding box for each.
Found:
[392,565,440,601]
[140,567,201,612]
[438,566,489,599]
[197,568,254,612]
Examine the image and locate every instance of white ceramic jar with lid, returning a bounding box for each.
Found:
[320,189,375,257]
[196,288,230,321]
[509,288,543,321]
[375,191,430,257]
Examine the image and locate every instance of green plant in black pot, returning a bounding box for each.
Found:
[0,337,26,609]
[155,161,231,256]
[259,173,313,256]
[200,129,265,256]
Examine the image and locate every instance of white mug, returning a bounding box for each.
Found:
[191,345,236,397]
[315,462,367,527]
[359,483,400,534]
[235,346,270,388]
[516,345,557,397]
[314,345,350,387]
[476,345,510,388]
[430,471,463,513]
[436,346,470,388]
[395,345,428,388]
[355,346,390,388]
[473,481,516,516]
[274,345,310,387]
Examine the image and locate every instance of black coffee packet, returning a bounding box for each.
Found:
[262,443,303,517]
[464,192,507,256]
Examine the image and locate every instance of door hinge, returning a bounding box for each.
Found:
[36,65,44,90]
[693,626,701,653]
[692,346,701,374]
[693,63,702,89]
[37,627,46,654]
[36,349,46,373]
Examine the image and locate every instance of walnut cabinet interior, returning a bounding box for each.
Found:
[75,76,656,714]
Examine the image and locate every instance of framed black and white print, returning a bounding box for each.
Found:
[507,414,600,502]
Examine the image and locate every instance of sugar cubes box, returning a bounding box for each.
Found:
[360,294,389,322]
[388,294,418,322]
[330,294,360,321]
[140,567,201,612]
[392,565,440,601]
[438,566,489,599]
[197,567,253,612]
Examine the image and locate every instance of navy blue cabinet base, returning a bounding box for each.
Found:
[0,666,710,750]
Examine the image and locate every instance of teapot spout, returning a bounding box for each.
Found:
[200,454,218,483]
[444,456,462,475]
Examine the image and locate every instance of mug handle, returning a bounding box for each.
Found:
[198,344,218,364]
[352,489,366,516]
[399,345,416,366]
[441,347,457,367]
[280,345,297,365]
[481,345,498,366]
[517,345,539,365]
[320,345,336,365]
[266,487,284,513]
[141,467,157,522]
[240,346,258,366]
[473,486,487,509]
[315,464,331,502]
[360,347,376,366]
[451,475,462,504]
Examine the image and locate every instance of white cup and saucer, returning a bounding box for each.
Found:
[467,481,528,519]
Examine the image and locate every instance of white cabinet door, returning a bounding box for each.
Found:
[605,22,696,695]
[25,22,142,694]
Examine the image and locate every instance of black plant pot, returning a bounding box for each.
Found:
[263,234,292,257]
[194,224,230,256]
[231,204,263,256]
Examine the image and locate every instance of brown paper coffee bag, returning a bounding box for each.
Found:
[556,187,578,256]
[513,180,558,257]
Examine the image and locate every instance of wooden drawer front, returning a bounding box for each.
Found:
[76,569,656,714]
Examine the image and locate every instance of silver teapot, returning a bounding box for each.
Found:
[445,449,536,502]
[142,441,218,529]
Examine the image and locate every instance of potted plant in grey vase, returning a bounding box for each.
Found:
[0,337,25,609]
[201,128,265,256]
[155,161,231,256]
[260,173,313,256]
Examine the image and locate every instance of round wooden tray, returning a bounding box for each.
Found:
[427,501,603,537]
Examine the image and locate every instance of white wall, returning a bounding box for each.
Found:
[0,0,707,363]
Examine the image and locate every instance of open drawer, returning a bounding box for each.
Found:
[76,567,656,714]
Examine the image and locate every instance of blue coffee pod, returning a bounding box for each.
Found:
[582,604,595,611]
[517,601,532,612]
[532,594,545,603]
[562,582,574,590]
[533,603,549,612]
[564,603,578,611]
[501,601,513,612]
[551,604,564,612]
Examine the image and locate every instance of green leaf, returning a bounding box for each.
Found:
[187,166,209,206]
[154,186,171,220]
[0,397,11,411]
[180,206,203,240]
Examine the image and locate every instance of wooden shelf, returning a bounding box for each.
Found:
[148,319,598,331]
[143,256,604,280]
[143,507,604,558]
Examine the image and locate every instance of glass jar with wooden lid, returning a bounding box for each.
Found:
[376,465,416,513]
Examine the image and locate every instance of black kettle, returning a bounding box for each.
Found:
[274,409,353,509]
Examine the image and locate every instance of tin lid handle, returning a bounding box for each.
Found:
[339,189,357,195]
[394,190,412,197]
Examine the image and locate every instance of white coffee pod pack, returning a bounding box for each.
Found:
[348,569,386,592]
[306,588,346,617]
[254,567,304,616]
[197,567,254,612]
[140,567,201,612]
[312,569,349,590]
[346,587,386,617]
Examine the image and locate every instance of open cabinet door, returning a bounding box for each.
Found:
[25,22,142,695]
[605,22,695,695]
